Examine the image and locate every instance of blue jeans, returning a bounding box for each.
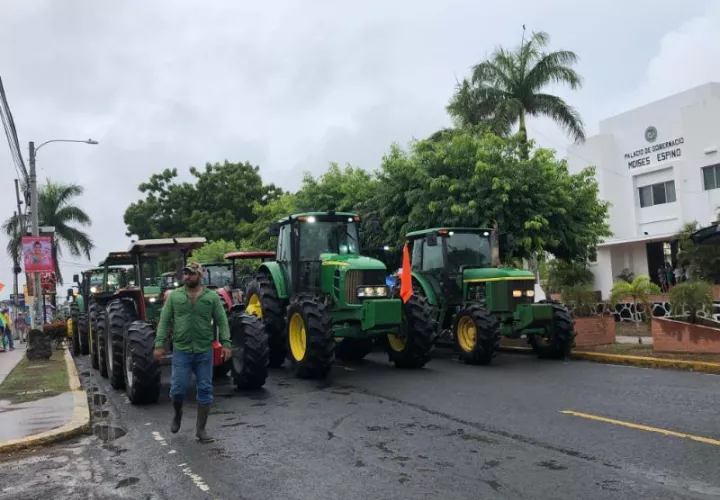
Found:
[2,328,12,349]
[169,349,214,405]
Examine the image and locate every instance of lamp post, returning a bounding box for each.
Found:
[28,138,98,329]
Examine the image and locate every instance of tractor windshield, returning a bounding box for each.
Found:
[202,265,233,287]
[445,232,492,270]
[299,220,360,260]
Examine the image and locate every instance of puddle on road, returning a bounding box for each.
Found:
[115,477,140,489]
[93,409,110,418]
[92,394,108,406]
[81,371,91,377]
[93,424,127,442]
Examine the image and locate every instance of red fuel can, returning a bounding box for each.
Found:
[212,340,223,365]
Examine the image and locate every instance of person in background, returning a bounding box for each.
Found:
[1,310,14,351]
[665,262,674,290]
[15,313,25,343]
[657,265,667,293]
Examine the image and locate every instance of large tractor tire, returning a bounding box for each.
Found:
[96,310,109,378]
[286,294,335,379]
[71,316,81,357]
[335,338,376,362]
[125,320,161,405]
[452,303,499,365]
[77,313,90,355]
[530,300,575,359]
[106,298,137,390]
[244,273,287,368]
[89,303,100,370]
[229,311,269,389]
[385,295,437,369]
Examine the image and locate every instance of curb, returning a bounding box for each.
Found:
[498,345,720,374]
[0,348,90,454]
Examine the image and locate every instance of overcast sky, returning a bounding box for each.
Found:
[0,0,719,301]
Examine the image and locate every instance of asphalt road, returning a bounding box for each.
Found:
[2,348,719,499]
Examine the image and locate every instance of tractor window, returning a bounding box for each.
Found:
[299,221,360,261]
[411,239,422,271]
[278,224,291,262]
[446,232,491,270]
[203,265,233,287]
[422,240,444,271]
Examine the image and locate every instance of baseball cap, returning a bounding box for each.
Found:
[182,262,204,274]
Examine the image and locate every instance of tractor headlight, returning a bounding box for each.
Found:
[526,290,534,297]
[148,297,157,303]
[512,289,522,297]
[357,285,389,298]
[90,286,98,294]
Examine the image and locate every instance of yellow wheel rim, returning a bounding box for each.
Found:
[288,312,307,361]
[246,294,263,318]
[387,332,407,352]
[67,319,73,338]
[456,316,476,353]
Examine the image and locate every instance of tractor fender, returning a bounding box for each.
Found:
[410,271,438,306]
[216,288,233,311]
[257,262,288,299]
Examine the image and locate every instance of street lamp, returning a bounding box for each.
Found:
[28,138,99,329]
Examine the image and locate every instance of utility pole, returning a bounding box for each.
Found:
[28,141,42,330]
[13,179,23,329]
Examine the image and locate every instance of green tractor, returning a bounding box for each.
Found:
[101,237,269,404]
[403,228,575,364]
[67,270,96,357]
[243,211,436,378]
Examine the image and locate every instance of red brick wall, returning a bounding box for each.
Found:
[574,315,616,347]
[652,317,720,354]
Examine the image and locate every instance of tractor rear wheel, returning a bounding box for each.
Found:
[96,310,109,378]
[530,300,575,359]
[125,321,161,404]
[89,303,100,370]
[229,311,269,389]
[106,298,137,390]
[286,294,335,379]
[385,295,436,369]
[452,303,499,365]
[335,338,375,362]
[78,313,90,355]
[245,273,287,368]
[71,317,81,357]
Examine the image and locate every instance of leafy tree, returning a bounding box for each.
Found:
[669,280,714,324]
[190,240,240,264]
[124,161,282,245]
[609,275,661,330]
[447,30,585,159]
[238,193,299,251]
[545,258,594,294]
[676,221,720,283]
[2,180,94,284]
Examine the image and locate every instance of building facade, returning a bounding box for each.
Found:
[567,82,720,299]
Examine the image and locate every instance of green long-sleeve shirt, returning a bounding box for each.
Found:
[155,286,231,351]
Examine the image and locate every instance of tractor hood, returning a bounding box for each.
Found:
[143,285,162,297]
[463,267,534,281]
[319,253,387,271]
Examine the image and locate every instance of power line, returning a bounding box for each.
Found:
[0,75,28,183]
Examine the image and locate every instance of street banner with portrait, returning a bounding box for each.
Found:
[22,236,54,273]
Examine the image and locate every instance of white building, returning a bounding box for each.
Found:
[567,82,720,299]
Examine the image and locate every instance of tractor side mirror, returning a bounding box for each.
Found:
[72,274,79,284]
[425,233,438,247]
[268,222,280,237]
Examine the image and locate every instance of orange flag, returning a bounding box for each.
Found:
[0,283,5,292]
[400,242,412,303]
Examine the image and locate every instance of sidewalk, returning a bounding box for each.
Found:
[0,347,90,453]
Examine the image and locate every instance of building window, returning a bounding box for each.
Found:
[702,164,720,190]
[638,181,676,208]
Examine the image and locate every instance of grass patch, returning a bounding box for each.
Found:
[0,350,69,405]
[578,343,720,363]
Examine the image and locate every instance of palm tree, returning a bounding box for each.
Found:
[3,179,94,285]
[609,275,661,342]
[447,30,586,159]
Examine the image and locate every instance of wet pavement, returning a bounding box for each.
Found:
[0,345,24,385]
[2,349,719,499]
[0,392,75,442]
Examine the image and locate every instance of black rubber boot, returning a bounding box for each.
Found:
[195,404,215,443]
[170,398,183,434]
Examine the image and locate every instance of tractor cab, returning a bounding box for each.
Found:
[221,251,275,307]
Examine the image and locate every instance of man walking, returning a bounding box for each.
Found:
[153,262,231,443]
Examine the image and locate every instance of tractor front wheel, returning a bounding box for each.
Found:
[286,295,335,379]
[530,300,575,359]
[385,295,436,369]
[78,313,90,355]
[245,273,287,368]
[96,311,109,378]
[106,299,137,391]
[125,321,161,405]
[71,317,81,357]
[229,312,269,389]
[452,303,500,365]
[89,304,100,370]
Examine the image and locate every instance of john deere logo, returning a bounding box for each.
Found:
[645,126,658,143]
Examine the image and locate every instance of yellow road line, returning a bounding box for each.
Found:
[560,410,720,447]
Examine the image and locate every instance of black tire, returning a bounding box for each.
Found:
[244,273,287,368]
[452,303,499,365]
[335,338,375,362]
[125,320,161,405]
[78,313,90,355]
[229,311,269,389]
[96,311,109,378]
[385,294,437,369]
[106,298,137,390]
[530,300,575,359]
[286,294,335,379]
[71,317,81,357]
[89,303,100,370]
